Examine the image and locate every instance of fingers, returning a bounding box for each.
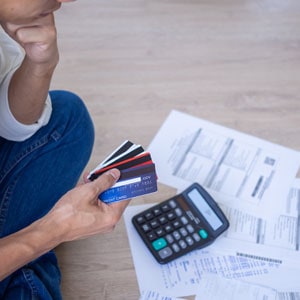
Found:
[4,14,56,43]
[90,168,121,196]
[86,169,131,226]
[96,198,131,234]
[49,168,129,241]
[3,14,59,66]
[107,198,131,217]
[16,24,57,45]
[90,169,132,212]
[82,171,90,184]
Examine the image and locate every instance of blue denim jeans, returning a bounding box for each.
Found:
[0,90,95,299]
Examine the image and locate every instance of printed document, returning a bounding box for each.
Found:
[148,110,300,216]
[124,110,300,299]
[124,204,300,298]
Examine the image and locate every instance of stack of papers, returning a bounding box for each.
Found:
[123,110,300,299]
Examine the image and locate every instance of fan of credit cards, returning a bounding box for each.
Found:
[88,140,158,204]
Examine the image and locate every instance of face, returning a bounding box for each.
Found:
[0,0,74,24]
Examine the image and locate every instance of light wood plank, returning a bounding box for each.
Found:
[53,1,300,299]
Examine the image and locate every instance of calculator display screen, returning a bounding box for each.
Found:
[187,188,223,230]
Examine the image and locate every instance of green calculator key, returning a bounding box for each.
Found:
[199,229,208,239]
[152,238,167,251]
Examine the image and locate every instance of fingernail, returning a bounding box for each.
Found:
[108,168,120,181]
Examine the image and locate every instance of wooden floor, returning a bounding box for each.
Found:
[52,1,300,299]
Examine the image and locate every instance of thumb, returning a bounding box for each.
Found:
[91,168,120,194]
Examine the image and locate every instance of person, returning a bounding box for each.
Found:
[0,0,131,298]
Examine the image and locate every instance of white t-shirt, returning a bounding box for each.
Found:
[0,30,52,141]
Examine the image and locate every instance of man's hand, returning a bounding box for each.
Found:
[1,13,59,69]
[46,169,131,242]
[2,13,60,124]
[0,169,131,280]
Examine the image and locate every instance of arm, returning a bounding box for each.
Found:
[1,13,58,124]
[0,169,131,281]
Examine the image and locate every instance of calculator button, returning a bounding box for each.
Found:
[142,224,151,233]
[147,232,157,241]
[199,229,208,239]
[152,238,167,251]
[179,240,187,249]
[161,204,171,212]
[172,243,180,253]
[173,231,181,240]
[158,247,173,259]
[164,224,173,233]
[169,200,177,208]
[180,216,188,225]
[175,208,182,217]
[186,236,194,246]
[150,220,160,229]
[179,228,188,237]
[165,234,174,244]
[145,212,154,220]
[136,216,145,224]
[172,220,181,228]
[167,212,176,220]
[158,216,168,225]
[155,228,165,237]
[193,232,201,242]
[186,224,194,233]
[153,208,162,216]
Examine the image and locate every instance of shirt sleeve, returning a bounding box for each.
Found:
[0,30,53,142]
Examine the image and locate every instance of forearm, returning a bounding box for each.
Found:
[0,212,65,281]
[0,170,126,281]
[2,12,59,125]
[8,55,57,124]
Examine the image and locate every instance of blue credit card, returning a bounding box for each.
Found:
[99,163,157,204]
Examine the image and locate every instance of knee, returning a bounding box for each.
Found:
[49,90,95,148]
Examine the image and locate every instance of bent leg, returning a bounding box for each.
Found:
[0,90,94,237]
[0,90,95,299]
[2,252,61,300]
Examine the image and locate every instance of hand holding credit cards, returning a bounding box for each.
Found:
[88,140,158,204]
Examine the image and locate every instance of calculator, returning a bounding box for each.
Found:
[132,183,230,264]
